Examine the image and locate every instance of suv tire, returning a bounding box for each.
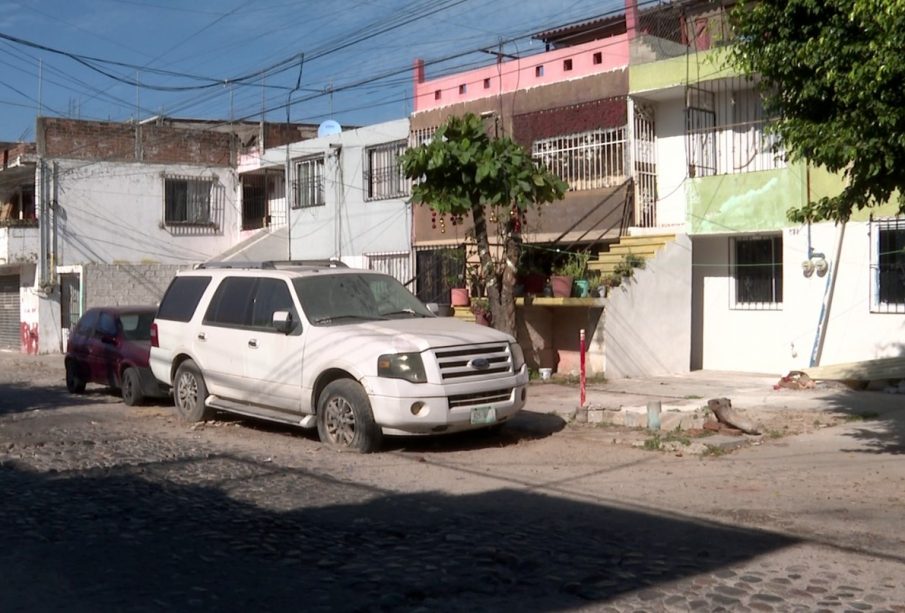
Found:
[121,367,144,406]
[316,379,383,454]
[65,360,86,394]
[173,360,211,422]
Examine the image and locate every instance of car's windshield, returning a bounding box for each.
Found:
[292,273,433,325]
[120,312,156,341]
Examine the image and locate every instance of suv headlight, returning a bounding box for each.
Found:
[377,353,427,383]
[510,342,525,372]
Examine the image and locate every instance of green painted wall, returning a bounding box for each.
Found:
[796,164,896,222]
[688,163,806,234]
[630,48,738,94]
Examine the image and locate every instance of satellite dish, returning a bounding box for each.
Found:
[317,119,342,138]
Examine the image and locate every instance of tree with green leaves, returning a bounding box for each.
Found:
[401,113,567,337]
[729,0,905,222]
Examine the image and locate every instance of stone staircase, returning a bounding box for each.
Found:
[589,233,676,274]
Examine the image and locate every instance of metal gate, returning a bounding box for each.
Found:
[0,275,20,349]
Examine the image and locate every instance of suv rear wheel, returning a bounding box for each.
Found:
[316,379,382,453]
[173,360,211,422]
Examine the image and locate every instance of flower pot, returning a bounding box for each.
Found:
[549,275,573,298]
[450,287,470,306]
[573,279,590,298]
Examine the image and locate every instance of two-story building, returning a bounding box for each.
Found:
[7,117,319,353]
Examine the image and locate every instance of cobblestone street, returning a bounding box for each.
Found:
[1,354,904,612]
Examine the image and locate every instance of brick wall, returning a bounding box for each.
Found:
[83,263,193,309]
[38,118,236,166]
[512,96,628,146]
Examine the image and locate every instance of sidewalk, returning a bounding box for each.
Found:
[522,370,905,429]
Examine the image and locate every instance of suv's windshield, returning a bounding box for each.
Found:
[293,273,433,325]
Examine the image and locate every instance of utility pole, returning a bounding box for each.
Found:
[285,53,304,260]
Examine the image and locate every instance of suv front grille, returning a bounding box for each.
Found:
[433,343,512,382]
[449,388,513,409]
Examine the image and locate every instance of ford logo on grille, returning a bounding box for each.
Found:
[469,358,491,370]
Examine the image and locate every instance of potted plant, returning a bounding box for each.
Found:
[444,249,469,306]
[470,297,492,326]
[551,251,590,298]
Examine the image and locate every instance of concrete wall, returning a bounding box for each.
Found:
[83,263,190,309]
[517,304,605,376]
[0,223,39,266]
[49,160,239,265]
[604,234,692,378]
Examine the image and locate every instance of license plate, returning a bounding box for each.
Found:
[470,406,497,425]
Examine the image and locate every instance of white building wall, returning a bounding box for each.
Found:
[254,119,412,262]
[693,222,905,373]
[652,99,688,228]
[51,160,239,265]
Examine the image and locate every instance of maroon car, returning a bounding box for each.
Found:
[65,306,164,405]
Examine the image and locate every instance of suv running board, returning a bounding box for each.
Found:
[207,395,316,428]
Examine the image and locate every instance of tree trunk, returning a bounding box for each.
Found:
[470,203,520,339]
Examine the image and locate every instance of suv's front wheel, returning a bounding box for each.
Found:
[173,360,211,422]
[316,380,382,453]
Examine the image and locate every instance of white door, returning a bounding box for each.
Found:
[242,278,304,414]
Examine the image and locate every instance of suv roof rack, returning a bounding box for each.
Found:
[195,259,349,270]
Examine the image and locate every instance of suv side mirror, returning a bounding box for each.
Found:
[272,310,294,334]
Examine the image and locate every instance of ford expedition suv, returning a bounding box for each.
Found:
[149,261,528,453]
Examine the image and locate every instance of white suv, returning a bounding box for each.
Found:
[149,261,528,453]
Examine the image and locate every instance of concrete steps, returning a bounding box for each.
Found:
[590,233,676,274]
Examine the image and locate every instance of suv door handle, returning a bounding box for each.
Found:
[248,339,258,348]
[197,332,206,341]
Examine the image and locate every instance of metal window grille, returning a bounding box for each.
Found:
[294,157,324,208]
[366,251,413,286]
[364,141,409,201]
[532,127,627,192]
[686,82,785,177]
[409,126,437,149]
[634,103,658,227]
[164,176,212,225]
[871,219,905,313]
[731,235,783,310]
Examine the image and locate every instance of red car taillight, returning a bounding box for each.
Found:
[150,322,159,348]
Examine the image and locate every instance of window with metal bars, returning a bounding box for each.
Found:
[532,127,626,191]
[164,176,213,225]
[364,140,409,201]
[294,157,324,208]
[731,235,783,309]
[873,219,905,313]
[686,84,785,177]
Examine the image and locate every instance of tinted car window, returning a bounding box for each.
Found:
[120,312,155,341]
[251,278,298,331]
[156,276,211,322]
[204,277,256,326]
[96,312,117,337]
[73,310,99,337]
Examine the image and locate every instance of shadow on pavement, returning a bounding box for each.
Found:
[821,389,905,454]
[0,455,795,612]
[0,381,100,416]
